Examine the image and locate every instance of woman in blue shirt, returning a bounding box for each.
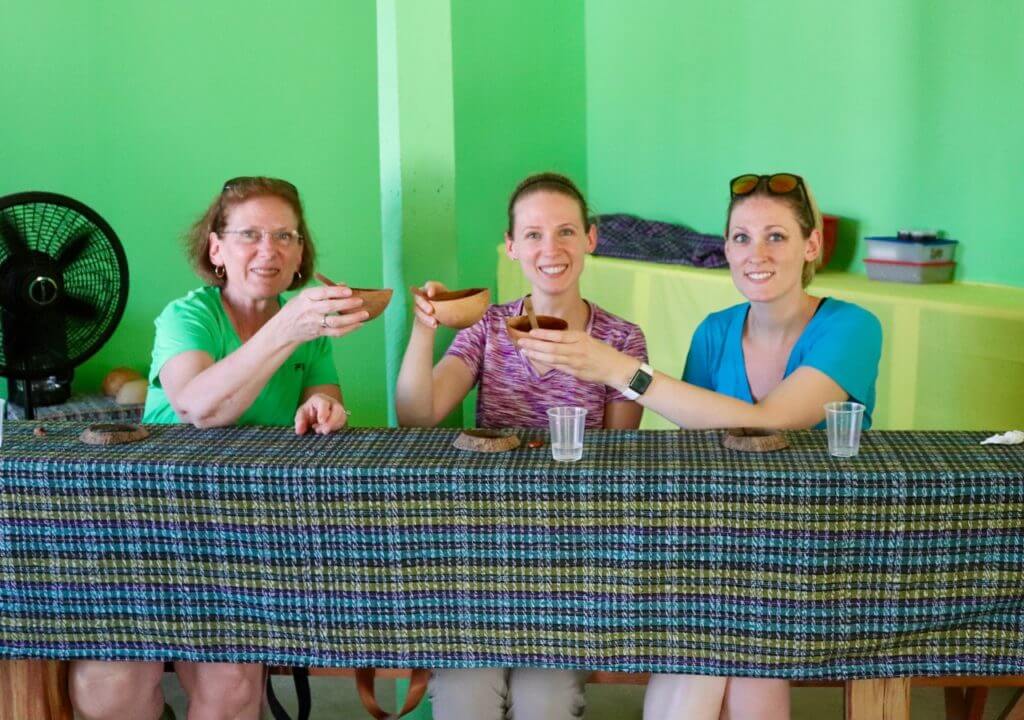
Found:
[519,173,882,719]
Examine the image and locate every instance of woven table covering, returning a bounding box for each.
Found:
[1,422,1022,679]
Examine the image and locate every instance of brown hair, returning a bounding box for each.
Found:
[506,172,591,235]
[725,175,823,288]
[185,176,315,290]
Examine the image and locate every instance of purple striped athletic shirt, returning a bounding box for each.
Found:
[445,297,648,429]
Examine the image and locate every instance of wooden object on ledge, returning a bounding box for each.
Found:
[722,427,789,452]
[453,429,520,453]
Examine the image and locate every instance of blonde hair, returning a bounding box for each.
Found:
[801,182,824,288]
[726,175,823,288]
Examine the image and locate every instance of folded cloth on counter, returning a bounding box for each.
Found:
[981,430,1024,445]
[593,213,727,268]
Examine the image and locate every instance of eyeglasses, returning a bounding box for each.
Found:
[219,228,303,247]
[730,173,815,226]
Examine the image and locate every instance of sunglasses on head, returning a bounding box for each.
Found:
[729,173,814,226]
[730,172,807,197]
[221,176,299,194]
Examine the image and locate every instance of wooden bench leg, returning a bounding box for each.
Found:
[845,678,910,720]
[998,689,1024,720]
[945,686,989,720]
[0,659,73,720]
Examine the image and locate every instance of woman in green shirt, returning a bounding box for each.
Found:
[69,177,367,720]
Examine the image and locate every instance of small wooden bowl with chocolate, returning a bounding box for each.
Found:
[505,315,568,346]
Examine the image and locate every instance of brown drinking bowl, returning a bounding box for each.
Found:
[350,288,393,321]
[505,315,568,346]
[413,287,490,329]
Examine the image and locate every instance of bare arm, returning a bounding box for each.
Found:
[159,340,294,428]
[520,330,847,430]
[395,311,476,427]
[603,400,644,429]
[160,285,365,428]
[625,365,846,430]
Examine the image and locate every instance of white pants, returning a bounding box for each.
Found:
[429,668,587,720]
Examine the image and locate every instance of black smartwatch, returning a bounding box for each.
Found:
[622,363,654,400]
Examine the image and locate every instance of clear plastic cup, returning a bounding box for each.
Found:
[547,406,586,462]
[825,401,865,457]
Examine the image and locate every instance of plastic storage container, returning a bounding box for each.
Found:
[865,236,958,263]
[864,258,955,283]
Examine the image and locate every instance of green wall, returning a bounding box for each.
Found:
[449,0,587,425]
[585,0,1024,287]
[6,1,1018,424]
[0,1,387,423]
[377,0,461,425]
[451,0,588,292]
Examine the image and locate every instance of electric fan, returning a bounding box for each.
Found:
[0,192,129,419]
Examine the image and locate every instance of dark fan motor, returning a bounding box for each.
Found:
[0,192,129,419]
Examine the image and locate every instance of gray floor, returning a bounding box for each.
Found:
[162,674,1020,719]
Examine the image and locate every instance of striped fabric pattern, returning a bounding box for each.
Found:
[1,422,1022,679]
[3,394,143,422]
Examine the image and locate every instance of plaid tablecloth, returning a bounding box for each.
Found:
[1,423,1022,678]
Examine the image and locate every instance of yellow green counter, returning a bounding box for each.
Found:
[497,248,1024,431]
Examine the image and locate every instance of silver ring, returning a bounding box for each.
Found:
[321,314,328,329]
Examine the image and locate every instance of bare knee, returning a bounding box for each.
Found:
[643,674,728,720]
[722,678,790,720]
[69,660,164,720]
[184,663,264,717]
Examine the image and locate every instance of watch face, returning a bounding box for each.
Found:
[629,367,653,396]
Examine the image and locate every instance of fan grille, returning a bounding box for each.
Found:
[0,192,129,378]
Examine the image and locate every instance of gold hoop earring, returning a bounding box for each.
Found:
[214,265,225,278]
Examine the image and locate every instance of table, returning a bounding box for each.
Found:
[2,423,1023,719]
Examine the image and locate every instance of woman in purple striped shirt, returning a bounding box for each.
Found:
[395,172,649,720]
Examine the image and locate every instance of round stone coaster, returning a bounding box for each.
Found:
[454,429,520,453]
[80,423,150,446]
[722,428,789,453]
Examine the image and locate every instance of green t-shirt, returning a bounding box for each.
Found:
[142,286,340,426]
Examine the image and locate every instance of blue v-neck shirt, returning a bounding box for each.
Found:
[682,298,883,429]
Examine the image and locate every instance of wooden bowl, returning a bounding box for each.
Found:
[102,367,144,397]
[414,287,490,329]
[351,288,393,321]
[115,379,148,405]
[506,315,568,346]
[722,428,789,453]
